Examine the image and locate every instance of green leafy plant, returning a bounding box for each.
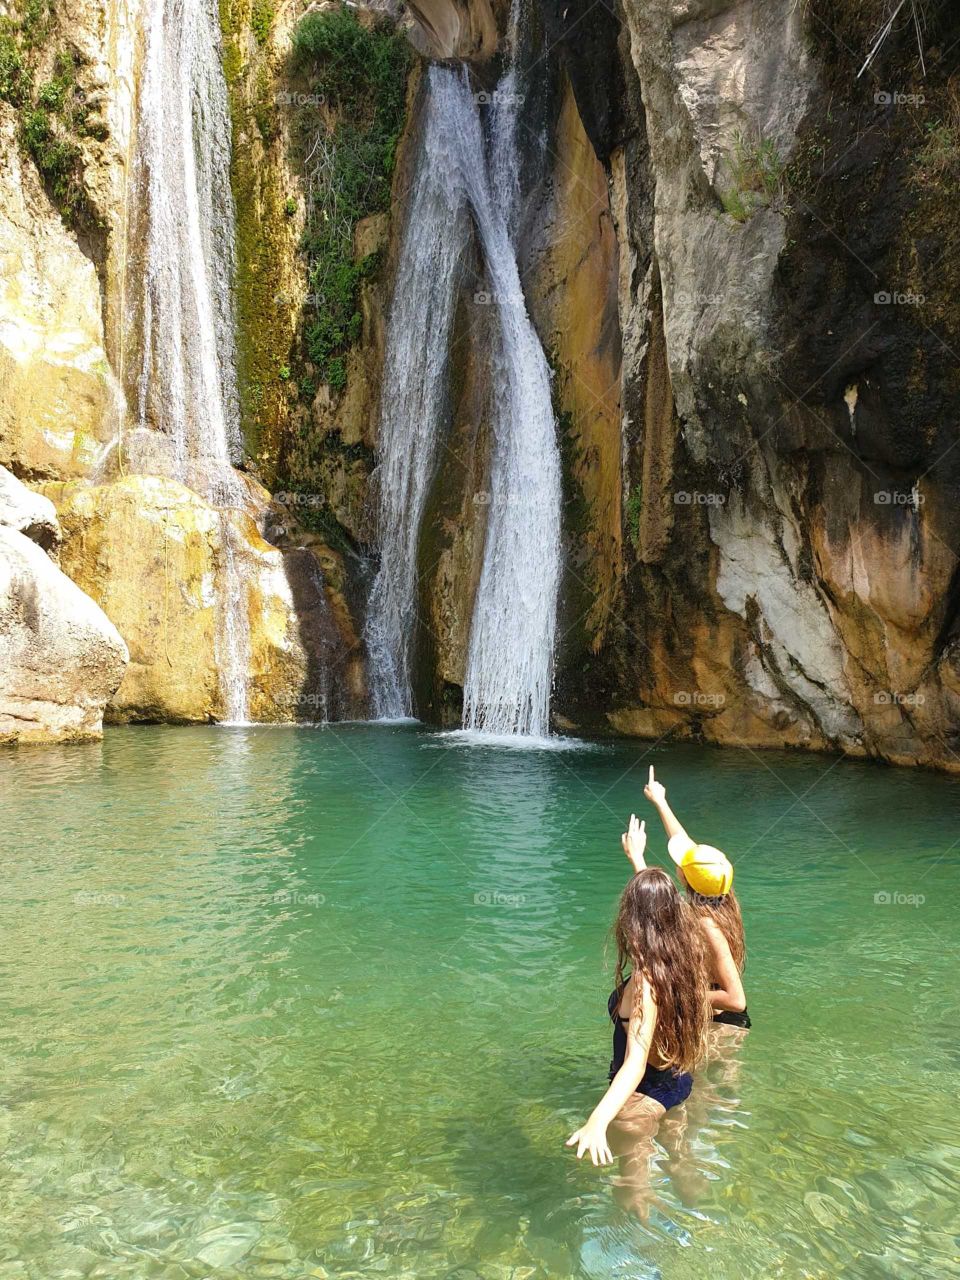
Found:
[625,484,643,552]
[1,23,99,227]
[292,5,410,389]
[720,130,786,222]
[250,0,274,46]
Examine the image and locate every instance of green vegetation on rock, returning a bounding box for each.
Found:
[720,130,786,222]
[0,11,103,228]
[291,4,410,389]
[624,483,643,552]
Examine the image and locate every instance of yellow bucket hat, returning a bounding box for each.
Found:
[667,833,734,897]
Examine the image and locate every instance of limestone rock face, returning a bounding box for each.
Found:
[0,525,128,744]
[0,121,124,482]
[535,0,960,769]
[42,475,365,725]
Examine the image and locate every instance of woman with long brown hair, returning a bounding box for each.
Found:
[642,767,750,1028]
[566,820,710,1166]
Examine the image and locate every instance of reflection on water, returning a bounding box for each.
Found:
[1,724,959,1279]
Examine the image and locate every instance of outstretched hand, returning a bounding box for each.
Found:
[621,813,646,872]
[643,765,666,807]
[566,1119,613,1166]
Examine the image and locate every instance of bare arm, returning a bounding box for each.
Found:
[702,918,746,1012]
[566,977,658,1165]
[644,766,691,844]
[621,814,647,875]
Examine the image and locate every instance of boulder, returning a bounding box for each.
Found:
[0,465,61,554]
[0,525,128,744]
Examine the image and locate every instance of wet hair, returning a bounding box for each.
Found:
[685,887,746,972]
[613,867,709,1073]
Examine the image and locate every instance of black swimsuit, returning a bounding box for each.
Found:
[711,985,752,1028]
[607,986,693,1111]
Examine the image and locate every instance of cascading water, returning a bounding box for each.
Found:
[362,75,473,719]
[128,0,251,723]
[365,63,561,737]
[461,28,561,738]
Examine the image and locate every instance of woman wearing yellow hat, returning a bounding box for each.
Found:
[630,767,750,1029]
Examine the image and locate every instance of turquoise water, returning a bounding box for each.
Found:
[2,724,959,1280]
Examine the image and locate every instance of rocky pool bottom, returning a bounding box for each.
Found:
[2,725,959,1279]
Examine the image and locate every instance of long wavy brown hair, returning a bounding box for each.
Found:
[613,868,709,1073]
[685,888,746,972]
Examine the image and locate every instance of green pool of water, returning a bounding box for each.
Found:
[2,724,959,1279]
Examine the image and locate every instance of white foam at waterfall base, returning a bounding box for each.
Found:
[364,66,562,739]
[128,0,251,723]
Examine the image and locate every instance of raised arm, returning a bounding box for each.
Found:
[621,814,647,876]
[644,767,690,845]
[566,977,658,1165]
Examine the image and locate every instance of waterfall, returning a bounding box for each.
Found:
[363,72,473,719]
[129,0,251,723]
[460,63,561,738]
[364,64,561,737]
